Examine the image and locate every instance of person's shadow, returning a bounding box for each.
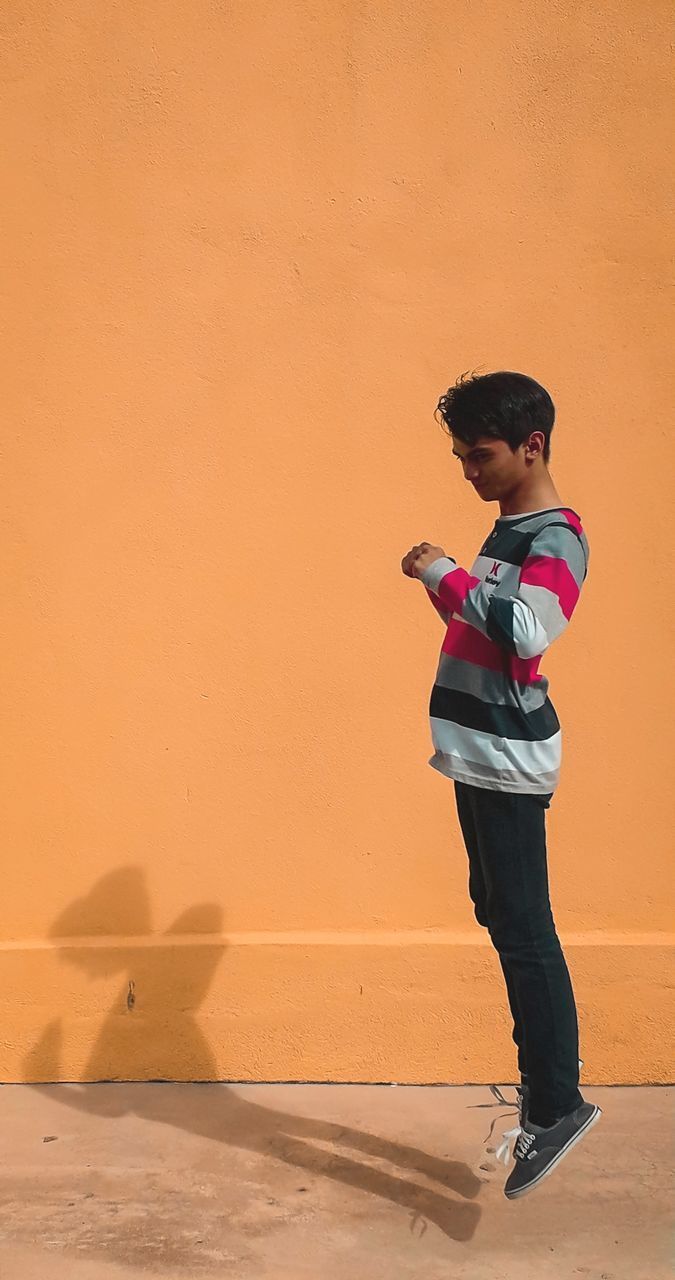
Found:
[25,868,485,1242]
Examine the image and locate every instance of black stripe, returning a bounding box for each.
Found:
[486,597,519,653]
[479,521,588,578]
[429,686,560,741]
[479,528,538,566]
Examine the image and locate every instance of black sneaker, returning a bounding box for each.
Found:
[504,1101,602,1199]
[490,1057,584,1166]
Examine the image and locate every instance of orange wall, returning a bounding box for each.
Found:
[2,1,673,1084]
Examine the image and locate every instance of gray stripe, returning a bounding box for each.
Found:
[434,651,550,711]
[520,523,588,590]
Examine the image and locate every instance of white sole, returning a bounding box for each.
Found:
[505,1105,602,1200]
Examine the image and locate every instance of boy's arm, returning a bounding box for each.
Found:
[424,586,451,626]
[419,524,588,658]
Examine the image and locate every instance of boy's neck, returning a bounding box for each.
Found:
[498,473,562,518]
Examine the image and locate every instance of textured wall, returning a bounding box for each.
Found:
[2,0,673,1083]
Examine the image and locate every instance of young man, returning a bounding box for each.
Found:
[401,370,601,1199]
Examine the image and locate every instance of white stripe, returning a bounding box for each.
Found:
[430,717,562,776]
[510,597,551,659]
[472,556,521,592]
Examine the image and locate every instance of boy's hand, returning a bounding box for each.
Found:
[401,542,448,578]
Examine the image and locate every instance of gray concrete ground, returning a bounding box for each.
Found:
[0,1083,671,1280]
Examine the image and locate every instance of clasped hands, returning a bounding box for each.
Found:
[401,542,448,579]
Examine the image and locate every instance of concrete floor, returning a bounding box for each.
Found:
[0,1083,671,1280]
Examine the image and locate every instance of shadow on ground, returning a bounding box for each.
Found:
[23,868,489,1247]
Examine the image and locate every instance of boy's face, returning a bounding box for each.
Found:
[451,433,539,502]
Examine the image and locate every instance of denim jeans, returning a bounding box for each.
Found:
[454,780,584,1127]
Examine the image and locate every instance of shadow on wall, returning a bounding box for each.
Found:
[24,867,484,1243]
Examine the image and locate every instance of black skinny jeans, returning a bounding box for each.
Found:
[454,780,584,1127]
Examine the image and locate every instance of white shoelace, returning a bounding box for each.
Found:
[496,1124,522,1165]
[488,1085,525,1166]
[513,1128,537,1160]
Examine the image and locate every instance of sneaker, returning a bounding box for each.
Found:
[504,1101,602,1199]
[490,1058,584,1166]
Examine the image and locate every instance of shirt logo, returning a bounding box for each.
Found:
[485,560,502,587]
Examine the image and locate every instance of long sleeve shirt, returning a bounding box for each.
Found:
[418,506,589,794]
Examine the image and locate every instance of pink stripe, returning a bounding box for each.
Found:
[425,587,447,619]
[561,509,583,535]
[520,555,580,620]
[435,567,481,614]
[442,620,543,685]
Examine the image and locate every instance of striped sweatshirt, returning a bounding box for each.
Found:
[418,506,589,795]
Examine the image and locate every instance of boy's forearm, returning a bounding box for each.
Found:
[424,586,450,625]
[419,546,581,660]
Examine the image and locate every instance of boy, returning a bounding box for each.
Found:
[401,370,601,1199]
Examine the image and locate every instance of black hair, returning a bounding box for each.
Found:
[435,370,555,464]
